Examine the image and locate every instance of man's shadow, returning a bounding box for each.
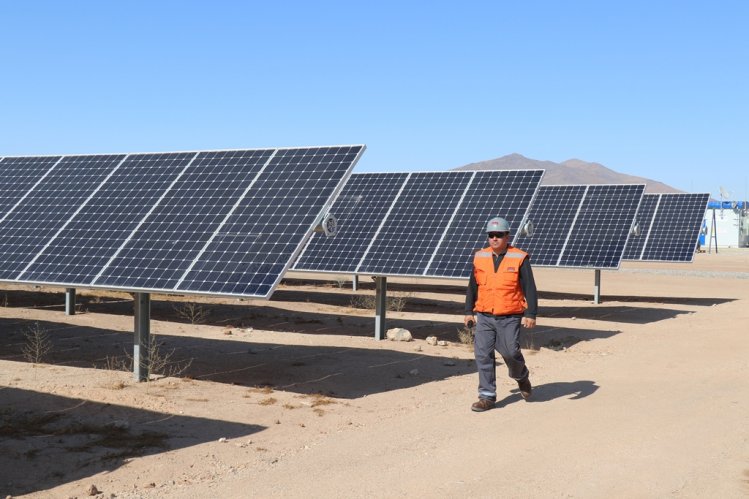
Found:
[496,380,599,407]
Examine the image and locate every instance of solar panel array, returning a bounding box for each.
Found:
[293,170,544,278]
[514,184,645,269]
[0,146,364,298]
[623,193,709,262]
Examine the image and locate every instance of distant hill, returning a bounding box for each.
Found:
[454,153,682,193]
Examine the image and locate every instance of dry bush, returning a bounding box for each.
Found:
[388,292,412,312]
[310,394,336,407]
[349,292,413,312]
[249,386,274,394]
[259,397,277,406]
[122,335,193,381]
[146,336,193,379]
[173,301,211,324]
[22,322,52,364]
[457,325,475,345]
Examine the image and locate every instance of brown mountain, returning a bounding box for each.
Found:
[454,153,682,193]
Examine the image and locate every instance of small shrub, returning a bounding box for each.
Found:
[173,302,210,324]
[349,292,412,312]
[22,322,52,364]
[457,325,475,345]
[310,394,336,407]
[102,355,130,372]
[124,335,193,381]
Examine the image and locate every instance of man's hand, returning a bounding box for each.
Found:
[521,317,536,329]
[464,315,476,328]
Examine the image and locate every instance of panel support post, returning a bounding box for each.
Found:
[593,269,601,304]
[133,292,151,382]
[65,288,76,315]
[352,274,359,292]
[374,276,387,340]
[708,209,719,254]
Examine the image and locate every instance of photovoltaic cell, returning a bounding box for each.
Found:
[293,173,408,273]
[624,193,709,262]
[0,155,126,280]
[515,184,645,269]
[20,153,197,285]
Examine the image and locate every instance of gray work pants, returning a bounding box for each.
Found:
[474,313,529,400]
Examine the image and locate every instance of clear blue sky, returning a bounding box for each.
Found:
[1,1,747,198]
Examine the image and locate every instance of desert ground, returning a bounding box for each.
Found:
[1,249,748,498]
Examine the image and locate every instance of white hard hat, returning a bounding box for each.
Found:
[486,217,510,232]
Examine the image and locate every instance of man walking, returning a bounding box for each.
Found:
[464,217,538,412]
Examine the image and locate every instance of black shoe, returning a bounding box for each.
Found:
[518,377,532,400]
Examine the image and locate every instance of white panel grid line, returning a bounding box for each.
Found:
[354,173,412,274]
[90,152,201,286]
[639,193,662,260]
[15,155,131,280]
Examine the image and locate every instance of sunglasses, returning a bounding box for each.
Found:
[487,232,508,239]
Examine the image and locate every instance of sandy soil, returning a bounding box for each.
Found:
[1,249,748,498]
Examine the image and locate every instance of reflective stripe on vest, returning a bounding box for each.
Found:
[473,246,528,315]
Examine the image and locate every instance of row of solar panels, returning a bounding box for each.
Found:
[0,146,709,299]
[292,173,709,276]
[0,146,364,298]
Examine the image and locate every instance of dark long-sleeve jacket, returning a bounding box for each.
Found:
[465,250,538,318]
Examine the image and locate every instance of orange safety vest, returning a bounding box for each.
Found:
[473,246,528,315]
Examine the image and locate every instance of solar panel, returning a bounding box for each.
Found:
[20,152,196,285]
[0,146,364,298]
[294,170,544,278]
[176,146,363,296]
[293,173,409,273]
[621,194,658,261]
[358,171,475,276]
[428,170,544,277]
[624,193,709,262]
[0,155,127,280]
[93,150,273,291]
[515,184,645,269]
[513,185,587,266]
